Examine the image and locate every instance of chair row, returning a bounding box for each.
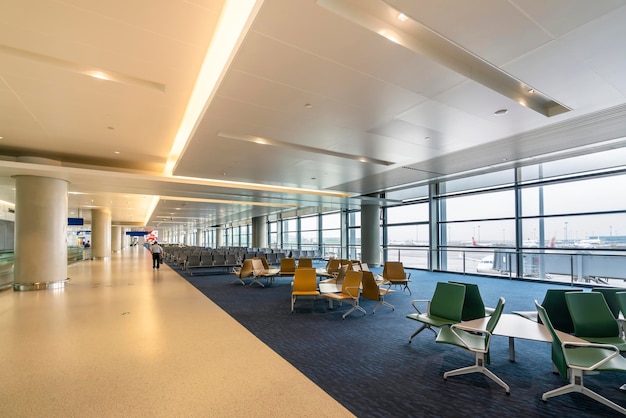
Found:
[291,268,394,318]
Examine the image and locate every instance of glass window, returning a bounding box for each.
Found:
[387,224,429,246]
[521,175,626,217]
[442,190,515,222]
[387,202,428,224]
[301,215,318,231]
[322,212,340,229]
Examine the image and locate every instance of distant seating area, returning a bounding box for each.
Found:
[162,245,325,276]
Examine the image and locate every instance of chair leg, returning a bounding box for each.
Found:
[543,369,626,415]
[372,300,394,314]
[443,353,510,394]
[409,324,436,343]
[291,295,295,313]
[341,302,366,319]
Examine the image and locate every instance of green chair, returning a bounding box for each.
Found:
[592,287,622,319]
[513,288,582,333]
[565,291,626,351]
[406,282,465,343]
[449,281,494,320]
[535,300,626,415]
[436,297,509,394]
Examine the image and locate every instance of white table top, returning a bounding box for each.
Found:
[461,313,585,343]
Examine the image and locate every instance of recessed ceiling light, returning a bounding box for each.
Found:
[114,151,120,154]
[304,103,313,109]
[494,109,508,115]
[528,88,536,94]
[425,136,430,140]
[397,13,409,22]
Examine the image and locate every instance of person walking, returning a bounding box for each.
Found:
[150,241,163,269]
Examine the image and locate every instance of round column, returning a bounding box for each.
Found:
[91,208,111,259]
[252,216,268,248]
[361,203,381,266]
[111,226,122,253]
[14,175,68,291]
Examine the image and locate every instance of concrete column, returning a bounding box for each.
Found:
[14,174,68,291]
[216,226,224,247]
[111,226,122,253]
[196,228,202,246]
[361,204,381,266]
[91,208,111,259]
[252,216,268,249]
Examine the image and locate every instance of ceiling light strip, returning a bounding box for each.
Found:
[0,44,165,92]
[317,0,570,117]
[164,0,263,176]
[218,131,395,166]
[159,195,297,208]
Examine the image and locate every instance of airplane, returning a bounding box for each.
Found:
[574,238,602,248]
[471,237,493,247]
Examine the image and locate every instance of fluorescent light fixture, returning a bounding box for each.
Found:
[0,44,165,91]
[218,131,395,166]
[316,0,570,117]
[163,0,263,176]
[168,174,353,198]
[158,196,298,208]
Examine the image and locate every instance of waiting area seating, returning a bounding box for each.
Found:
[406,282,466,343]
[436,297,509,394]
[536,300,626,415]
[361,270,394,313]
[513,288,582,334]
[291,268,319,313]
[381,261,412,294]
[565,291,626,351]
[323,270,365,319]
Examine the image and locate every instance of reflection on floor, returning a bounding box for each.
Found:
[0,246,353,417]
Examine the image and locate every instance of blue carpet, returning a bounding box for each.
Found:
[180,265,626,417]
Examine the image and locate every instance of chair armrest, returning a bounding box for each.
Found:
[411,299,430,314]
[345,286,361,298]
[406,272,411,280]
[449,323,491,353]
[562,341,620,371]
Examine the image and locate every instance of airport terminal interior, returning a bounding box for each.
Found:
[2,0,626,416]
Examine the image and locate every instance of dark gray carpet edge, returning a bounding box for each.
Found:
[175,264,626,417]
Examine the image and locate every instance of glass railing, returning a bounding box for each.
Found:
[0,247,91,289]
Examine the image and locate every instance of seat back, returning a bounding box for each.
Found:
[256,256,270,269]
[326,258,340,274]
[341,270,363,297]
[280,258,296,273]
[293,268,317,292]
[540,288,582,333]
[252,258,265,275]
[361,271,380,301]
[383,261,406,281]
[334,264,349,285]
[535,300,568,378]
[298,258,313,268]
[566,291,620,338]
[429,282,466,321]
[592,287,622,318]
[616,291,626,318]
[449,281,486,320]
[239,259,254,278]
[485,297,505,335]
[213,253,226,265]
